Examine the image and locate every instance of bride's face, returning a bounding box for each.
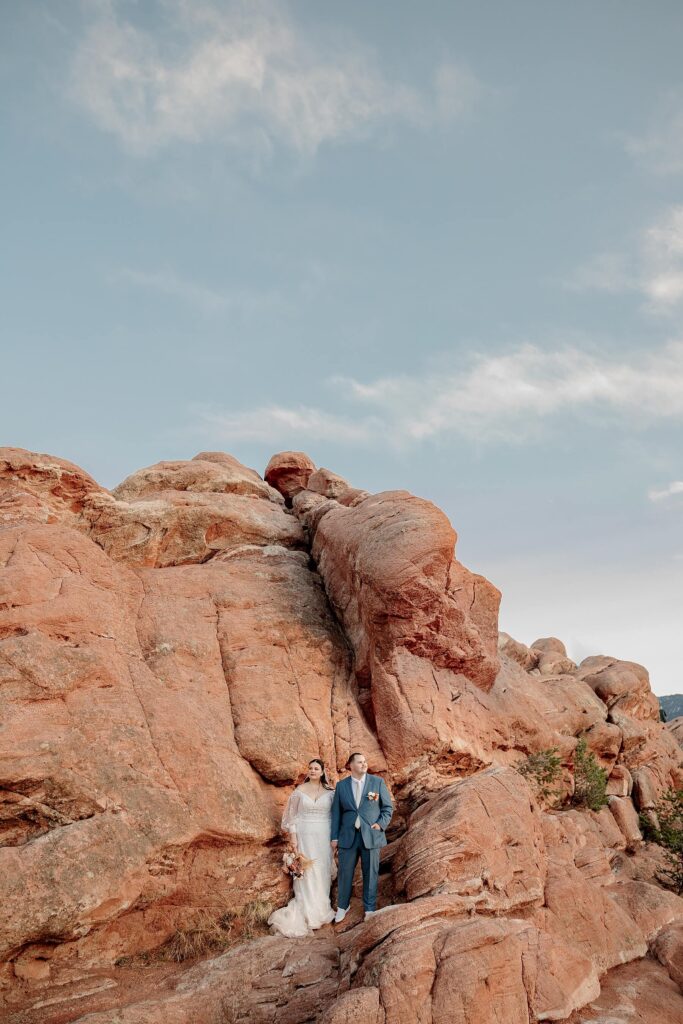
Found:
[307,761,323,780]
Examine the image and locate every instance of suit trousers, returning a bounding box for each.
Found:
[336,829,380,912]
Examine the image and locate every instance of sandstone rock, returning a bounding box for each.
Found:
[393,767,546,912]
[608,796,642,847]
[113,456,280,504]
[0,447,105,521]
[569,957,683,1023]
[668,716,683,747]
[0,460,377,969]
[308,489,501,767]
[497,631,540,670]
[323,988,385,1024]
[606,764,633,797]
[653,920,683,990]
[608,879,683,942]
[3,446,683,1024]
[578,655,661,721]
[264,451,316,501]
[303,467,369,507]
[536,814,648,972]
[532,637,577,675]
[69,935,340,1024]
[352,915,599,1024]
[632,765,659,810]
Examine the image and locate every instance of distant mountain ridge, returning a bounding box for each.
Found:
[660,694,683,720]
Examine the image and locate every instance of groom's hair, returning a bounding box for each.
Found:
[347,752,364,766]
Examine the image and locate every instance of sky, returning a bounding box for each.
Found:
[1,1,682,694]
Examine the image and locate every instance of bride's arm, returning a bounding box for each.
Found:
[281,788,303,851]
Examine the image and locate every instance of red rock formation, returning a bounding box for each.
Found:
[2,447,683,1024]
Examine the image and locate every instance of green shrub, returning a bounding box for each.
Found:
[517,748,563,806]
[641,788,683,894]
[570,737,608,811]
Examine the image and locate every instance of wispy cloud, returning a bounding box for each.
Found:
[110,263,323,315]
[69,0,478,158]
[649,480,683,502]
[194,403,378,444]
[625,92,683,176]
[567,205,683,314]
[193,339,683,446]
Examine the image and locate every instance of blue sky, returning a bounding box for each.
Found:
[2,1,683,693]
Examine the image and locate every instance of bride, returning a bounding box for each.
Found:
[268,758,336,937]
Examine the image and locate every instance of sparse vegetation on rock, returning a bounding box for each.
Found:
[516,747,563,806]
[641,788,683,894]
[571,736,609,811]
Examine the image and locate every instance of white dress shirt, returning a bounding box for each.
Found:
[352,773,366,828]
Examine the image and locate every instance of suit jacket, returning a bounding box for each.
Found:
[330,774,393,849]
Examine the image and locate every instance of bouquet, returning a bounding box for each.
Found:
[282,850,315,878]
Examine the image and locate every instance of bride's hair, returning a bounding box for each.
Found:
[305,758,333,790]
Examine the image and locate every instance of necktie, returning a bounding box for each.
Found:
[354,777,362,829]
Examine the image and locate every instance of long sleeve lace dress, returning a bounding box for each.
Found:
[267,786,336,937]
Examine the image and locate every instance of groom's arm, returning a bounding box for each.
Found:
[330,785,341,844]
[377,777,393,831]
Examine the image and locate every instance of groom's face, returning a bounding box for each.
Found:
[350,754,367,776]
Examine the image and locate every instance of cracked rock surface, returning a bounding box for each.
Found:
[1,447,683,1024]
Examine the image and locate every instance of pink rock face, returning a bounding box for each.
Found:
[2,448,683,1024]
[352,915,599,1024]
[393,767,546,911]
[653,920,683,990]
[306,489,501,767]
[306,467,369,507]
[668,716,683,747]
[568,958,682,1023]
[607,795,642,847]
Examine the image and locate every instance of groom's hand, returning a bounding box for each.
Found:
[371,823,381,830]
[330,840,338,850]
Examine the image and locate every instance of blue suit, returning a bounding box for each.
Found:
[331,774,393,912]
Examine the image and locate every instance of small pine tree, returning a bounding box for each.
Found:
[571,737,608,812]
[641,788,683,894]
[517,748,563,807]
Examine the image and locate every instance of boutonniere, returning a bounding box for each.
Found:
[367,791,379,802]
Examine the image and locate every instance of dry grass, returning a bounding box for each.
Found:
[241,897,273,940]
[117,898,277,966]
[162,908,237,963]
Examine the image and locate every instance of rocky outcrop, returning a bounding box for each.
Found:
[1,447,683,1023]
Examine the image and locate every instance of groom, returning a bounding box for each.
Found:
[330,752,393,923]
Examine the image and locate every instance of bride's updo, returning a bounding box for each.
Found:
[304,758,334,790]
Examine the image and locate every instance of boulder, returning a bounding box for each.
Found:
[531,637,577,675]
[264,451,316,501]
[653,920,683,990]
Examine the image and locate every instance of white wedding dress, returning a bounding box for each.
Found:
[268,786,336,937]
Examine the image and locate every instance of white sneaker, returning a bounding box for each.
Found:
[364,910,376,920]
[334,907,348,924]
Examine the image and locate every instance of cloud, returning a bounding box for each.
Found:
[195,403,378,444]
[110,264,320,316]
[194,339,683,446]
[649,480,683,502]
[624,93,683,176]
[111,256,326,315]
[568,205,683,314]
[69,0,477,158]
